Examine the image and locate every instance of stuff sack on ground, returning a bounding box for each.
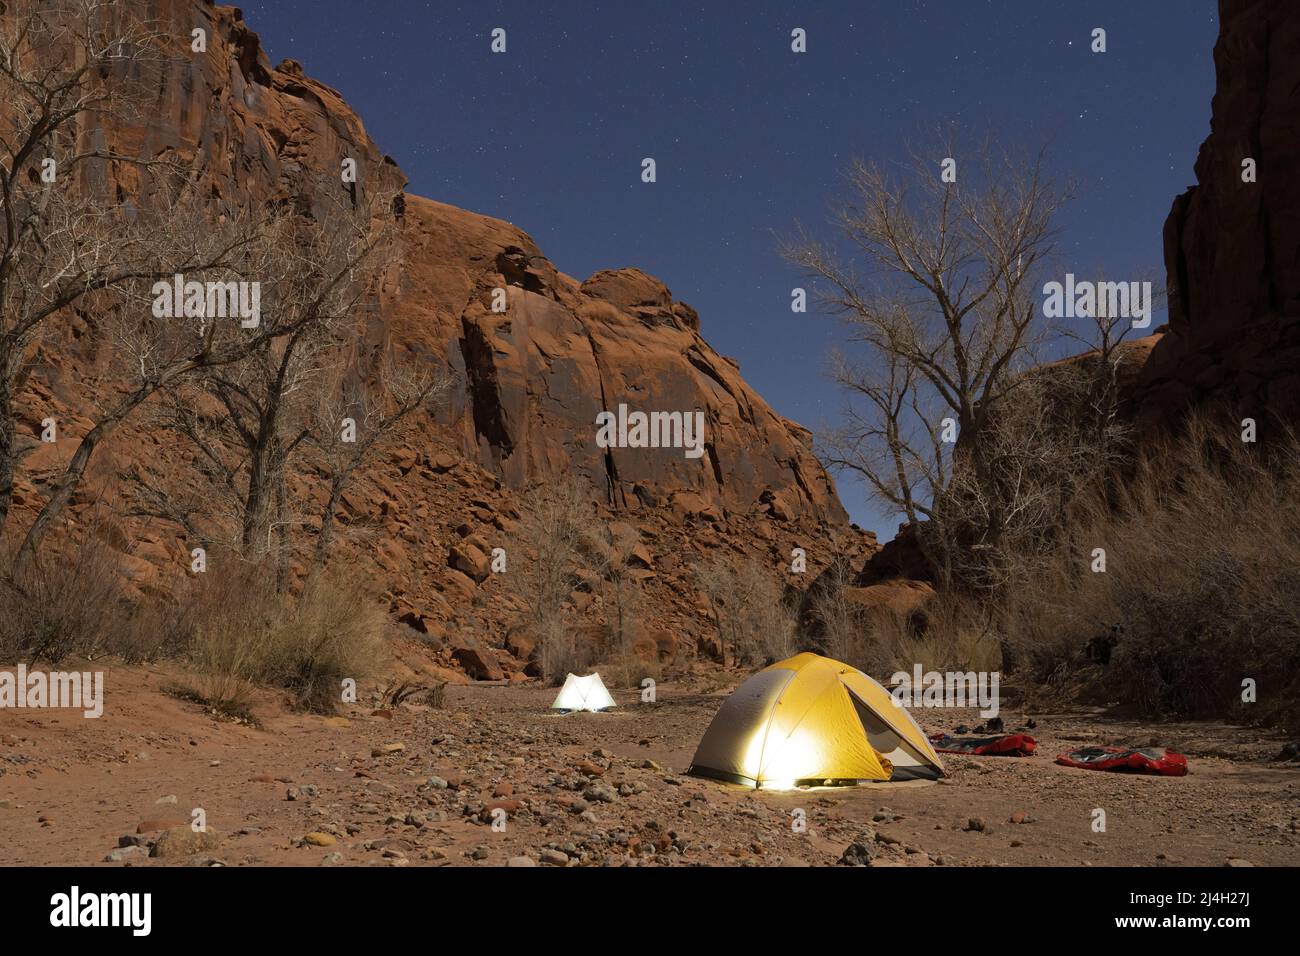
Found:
[928,733,1038,756]
[1054,746,1189,776]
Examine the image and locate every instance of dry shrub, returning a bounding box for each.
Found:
[376,678,447,711]
[599,617,664,690]
[810,560,873,666]
[1003,417,1300,731]
[511,482,593,683]
[0,526,188,665]
[527,618,592,687]
[696,554,798,667]
[812,572,999,678]
[182,566,386,713]
[872,591,1002,675]
[0,534,125,663]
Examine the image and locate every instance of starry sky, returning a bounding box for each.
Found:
[240,0,1219,539]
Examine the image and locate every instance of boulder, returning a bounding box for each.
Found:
[450,637,505,681]
[150,827,223,859]
[449,543,490,583]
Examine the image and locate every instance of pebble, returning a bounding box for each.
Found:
[583,782,617,803]
[104,845,148,863]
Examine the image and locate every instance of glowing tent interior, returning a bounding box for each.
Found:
[688,652,944,788]
[551,672,617,713]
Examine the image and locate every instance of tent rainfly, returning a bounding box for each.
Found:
[688,652,944,788]
[551,673,617,713]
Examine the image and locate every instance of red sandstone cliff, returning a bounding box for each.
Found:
[1135,0,1300,430]
[5,1,868,679]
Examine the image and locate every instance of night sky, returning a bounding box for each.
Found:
[240,0,1219,539]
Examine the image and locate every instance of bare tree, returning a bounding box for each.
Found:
[511,481,592,682]
[307,352,454,572]
[0,0,247,531]
[116,185,399,585]
[584,519,645,666]
[785,131,1129,588]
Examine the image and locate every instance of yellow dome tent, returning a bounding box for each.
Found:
[688,652,945,788]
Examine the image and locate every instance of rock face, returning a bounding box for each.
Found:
[389,196,846,524]
[1134,0,1300,431]
[74,1,843,526]
[5,1,869,676]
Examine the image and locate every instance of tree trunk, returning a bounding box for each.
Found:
[0,386,16,533]
[241,436,276,558]
[274,468,289,592]
[15,388,148,571]
[314,476,346,572]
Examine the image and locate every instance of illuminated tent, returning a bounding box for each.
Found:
[551,673,617,713]
[688,652,944,788]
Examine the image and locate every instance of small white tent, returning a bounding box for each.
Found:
[551,673,616,712]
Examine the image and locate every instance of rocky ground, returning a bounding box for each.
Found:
[2,664,1297,868]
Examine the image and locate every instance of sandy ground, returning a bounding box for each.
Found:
[2,664,1298,867]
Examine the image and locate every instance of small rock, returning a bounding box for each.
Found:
[104,845,147,863]
[838,842,875,866]
[583,782,617,803]
[150,827,222,859]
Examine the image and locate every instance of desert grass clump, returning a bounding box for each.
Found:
[1002,417,1300,731]
[0,534,126,664]
[0,520,191,665]
[873,590,1002,676]
[810,569,999,678]
[182,566,386,714]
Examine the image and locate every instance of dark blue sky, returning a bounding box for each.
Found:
[242,0,1219,539]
